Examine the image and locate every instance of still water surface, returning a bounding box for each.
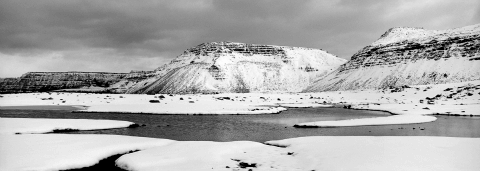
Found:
[1,107,479,142]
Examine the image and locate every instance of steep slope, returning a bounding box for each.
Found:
[305,24,480,92]
[127,42,346,94]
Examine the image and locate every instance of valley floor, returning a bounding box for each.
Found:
[0,81,479,170]
[1,80,479,126]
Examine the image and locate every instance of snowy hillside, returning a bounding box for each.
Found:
[126,42,346,94]
[305,24,480,92]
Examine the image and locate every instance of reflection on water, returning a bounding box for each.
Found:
[1,108,479,142]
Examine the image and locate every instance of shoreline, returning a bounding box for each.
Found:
[0,105,88,110]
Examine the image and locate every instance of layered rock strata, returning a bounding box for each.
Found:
[306,24,480,92]
[0,72,130,93]
[127,42,346,94]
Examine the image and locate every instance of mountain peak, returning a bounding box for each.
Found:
[305,24,480,92]
[372,23,480,46]
[372,27,431,46]
[136,42,346,94]
[379,27,425,38]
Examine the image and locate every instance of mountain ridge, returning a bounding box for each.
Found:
[124,41,347,94]
[305,23,480,92]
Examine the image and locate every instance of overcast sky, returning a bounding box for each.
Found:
[1,0,479,77]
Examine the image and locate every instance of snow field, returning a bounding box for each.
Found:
[264,136,480,171]
[3,135,478,171]
[0,134,173,171]
[116,136,480,171]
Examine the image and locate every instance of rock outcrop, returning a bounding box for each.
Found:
[0,72,130,93]
[305,24,480,92]
[127,42,346,94]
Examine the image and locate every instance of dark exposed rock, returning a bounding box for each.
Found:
[148,100,160,103]
[238,162,257,168]
[127,123,140,128]
[0,71,154,93]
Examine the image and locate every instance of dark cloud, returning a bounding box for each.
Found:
[0,0,479,77]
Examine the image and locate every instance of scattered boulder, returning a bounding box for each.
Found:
[128,123,140,128]
[149,100,160,103]
[238,162,257,168]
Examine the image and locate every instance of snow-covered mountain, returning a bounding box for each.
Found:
[126,42,346,94]
[305,24,480,92]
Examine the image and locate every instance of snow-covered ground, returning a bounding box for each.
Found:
[0,81,478,124]
[0,117,136,134]
[297,80,480,127]
[0,134,173,171]
[116,136,480,171]
[0,93,288,114]
[116,141,285,171]
[2,134,478,171]
[264,136,480,171]
[0,81,479,170]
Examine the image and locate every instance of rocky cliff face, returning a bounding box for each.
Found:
[126,42,346,94]
[0,72,130,93]
[305,24,480,92]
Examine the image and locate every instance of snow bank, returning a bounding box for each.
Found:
[265,136,480,171]
[116,136,480,171]
[354,103,480,116]
[116,141,289,171]
[78,104,286,115]
[277,103,333,108]
[0,118,136,134]
[0,134,173,171]
[294,115,437,127]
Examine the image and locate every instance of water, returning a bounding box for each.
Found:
[1,107,479,142]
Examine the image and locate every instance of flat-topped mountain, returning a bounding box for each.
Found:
[0,42,345,94]
[0,71,154,93]
[125,41,346,94]
[305,24,480,92]
[0,72,128,93]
